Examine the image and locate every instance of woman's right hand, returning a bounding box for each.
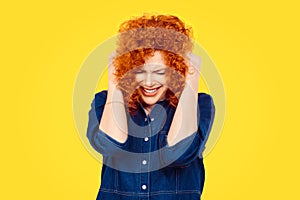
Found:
[99,52,128,143]
[107,52,118,89]
[107,52,123,101]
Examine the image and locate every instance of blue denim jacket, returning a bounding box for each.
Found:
[87,91,215,200]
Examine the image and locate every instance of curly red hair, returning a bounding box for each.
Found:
[112,14,193,114]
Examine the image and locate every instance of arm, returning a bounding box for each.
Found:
[86,53,128,157]
[159,53,215,167]
[99,53,128,144]
[159,93,215,167]
[167,53,201,146]
[86,91,129,157]
[99,85,128,144]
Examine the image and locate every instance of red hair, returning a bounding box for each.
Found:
[112,14,193,114]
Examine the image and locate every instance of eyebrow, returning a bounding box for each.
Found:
[144,63,166,70]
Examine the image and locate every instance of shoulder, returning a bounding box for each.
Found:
[94,90,108,107]
[198,92,214,108]
[92,91,108,122]
[197,92,215,122]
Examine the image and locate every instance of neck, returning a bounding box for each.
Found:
[143,105,153,116]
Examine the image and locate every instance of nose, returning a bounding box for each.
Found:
[144,72,153,86]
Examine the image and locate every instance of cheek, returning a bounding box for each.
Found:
[161,86,168,93]
[135,74,144,83]
[152,75,167,84]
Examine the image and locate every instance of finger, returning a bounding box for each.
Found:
[107,53,118,85]
[108,51,116,61]
[188,67,195,75]
[108,51,117,68]
[186,52,201,71]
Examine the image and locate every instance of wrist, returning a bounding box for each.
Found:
[107,84,124,102]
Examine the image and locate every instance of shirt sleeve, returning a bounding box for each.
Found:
[159,93,215,168]
[86,91,129,157]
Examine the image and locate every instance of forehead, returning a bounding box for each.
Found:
[143,51,166,70]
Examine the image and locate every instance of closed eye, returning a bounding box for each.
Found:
[154,70,166,75]
[133,70,145,74]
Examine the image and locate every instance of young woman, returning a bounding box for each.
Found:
[87,14,215,200]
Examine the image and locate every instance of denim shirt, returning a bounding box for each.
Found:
[87,90,215,200]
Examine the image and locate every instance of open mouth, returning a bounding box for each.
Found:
[140,86,161,97]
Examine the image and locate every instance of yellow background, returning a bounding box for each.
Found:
[1,0,299,199]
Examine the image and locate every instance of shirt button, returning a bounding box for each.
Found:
[142,184,147,190]
[151,118,154,121]
[144,137,149,142]
[142,160,147,165]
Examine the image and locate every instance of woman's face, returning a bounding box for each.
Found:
[135,51,168,108]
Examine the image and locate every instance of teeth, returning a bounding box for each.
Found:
[144,88,157,93]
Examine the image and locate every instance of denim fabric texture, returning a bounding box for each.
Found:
[87,90,215,200]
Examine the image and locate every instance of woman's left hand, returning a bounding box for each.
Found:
[167,52,201,146]
[184,52,201,94]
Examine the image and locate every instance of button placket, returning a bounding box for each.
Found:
[140,155,149,192]
[140,114,149,193]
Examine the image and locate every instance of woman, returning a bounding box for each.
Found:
[87,14,215,200]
